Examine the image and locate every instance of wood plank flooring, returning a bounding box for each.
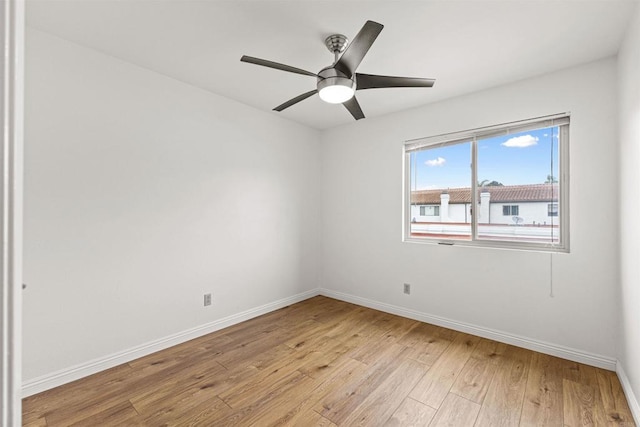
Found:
[22,296,636,426]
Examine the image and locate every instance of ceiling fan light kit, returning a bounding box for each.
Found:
[317,67,355,104]
[241,20,435,120]
[318,80,355,104]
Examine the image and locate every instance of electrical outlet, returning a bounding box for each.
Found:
[204,293,212,306]
[403,283,411,295]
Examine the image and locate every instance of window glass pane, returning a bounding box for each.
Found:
[476,126,560,244]
[420,206,440,216]
[409,141,472,240]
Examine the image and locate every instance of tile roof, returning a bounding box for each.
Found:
[411,184,559,204]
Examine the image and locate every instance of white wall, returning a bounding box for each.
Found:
[321,58,619,359]
[23,29,320,381]
[618,2,640,418]
[488,202,556,226]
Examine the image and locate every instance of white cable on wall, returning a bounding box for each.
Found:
[550,252,554,297]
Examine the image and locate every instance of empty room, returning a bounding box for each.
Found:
[1,0,640,425]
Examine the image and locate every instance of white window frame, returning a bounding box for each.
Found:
[403,113,570,252]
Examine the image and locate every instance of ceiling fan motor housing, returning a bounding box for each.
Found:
[317,67,356,103]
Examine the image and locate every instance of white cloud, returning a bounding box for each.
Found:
[425,156,446,167]
[501,135,538,148]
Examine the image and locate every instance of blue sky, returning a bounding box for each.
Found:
[410,126,560,190]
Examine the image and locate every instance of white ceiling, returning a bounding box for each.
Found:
[26,0,639,130]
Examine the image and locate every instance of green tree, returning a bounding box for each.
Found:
[545,175,558,183]
[478,179,503,187]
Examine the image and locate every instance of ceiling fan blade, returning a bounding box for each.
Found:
[273,90,318,112]
[334,20,384,78]
[356,73,436,90]
[241,55,317,77]
[343,96,365,120]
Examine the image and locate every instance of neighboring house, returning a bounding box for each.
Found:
[411,183,559,225]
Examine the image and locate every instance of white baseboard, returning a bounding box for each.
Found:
[23,287,622,398]
[318,288,618,371]
[22,288,320,397]
[617,361,640,426]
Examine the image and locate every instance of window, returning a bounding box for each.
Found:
[404,114,569,251]
[502,205,519,216]
[419,205,440,216]
[408,141,472,239]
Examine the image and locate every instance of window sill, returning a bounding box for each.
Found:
[402,236,569,254]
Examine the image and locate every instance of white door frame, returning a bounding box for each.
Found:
[1,0,24,425]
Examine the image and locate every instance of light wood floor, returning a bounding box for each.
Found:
[23,296,635,426]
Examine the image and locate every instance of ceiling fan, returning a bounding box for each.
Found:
[240,20,435,120]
